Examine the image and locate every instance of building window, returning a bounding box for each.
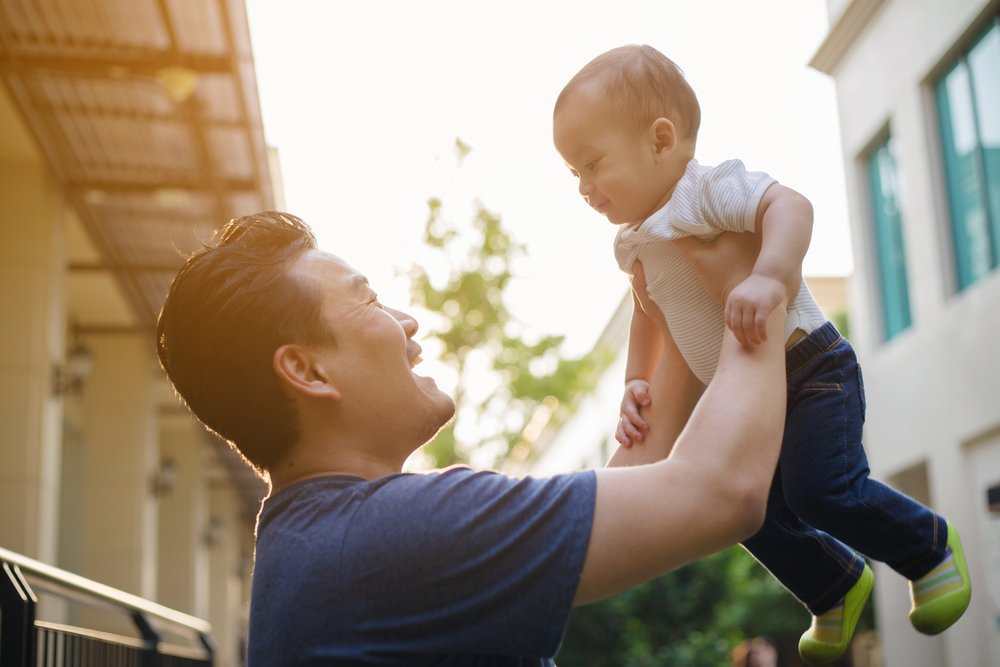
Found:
[867,137,912,340]
[935,18,1000,291]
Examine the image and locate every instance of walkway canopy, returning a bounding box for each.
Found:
[0,0,274,328]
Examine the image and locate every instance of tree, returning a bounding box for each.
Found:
[557,547,811,666]
[558,544,877,666]
[408,140,611,468]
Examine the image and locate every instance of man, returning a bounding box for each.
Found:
[157,211,787,665]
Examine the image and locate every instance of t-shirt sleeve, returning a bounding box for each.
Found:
[699,159,776,233]
[671,159,776,237]
[345,467,597,658]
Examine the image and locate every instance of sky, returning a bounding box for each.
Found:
[244,0,850,362]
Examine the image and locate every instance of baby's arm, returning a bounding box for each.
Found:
[726,184,813,345]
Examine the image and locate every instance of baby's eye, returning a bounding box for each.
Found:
[585,159,599,171]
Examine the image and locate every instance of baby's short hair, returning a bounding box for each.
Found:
[557,44,701,142]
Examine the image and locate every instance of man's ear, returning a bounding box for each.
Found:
[273,344,341,401]
[650,117,677,158]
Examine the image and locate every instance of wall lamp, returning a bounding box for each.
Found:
[150,458,178,497]
[52,329,93,396]
[203,516,225,548]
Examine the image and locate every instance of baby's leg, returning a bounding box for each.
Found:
[671,232,761,307]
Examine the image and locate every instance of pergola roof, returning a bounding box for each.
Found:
[0,0,274,328]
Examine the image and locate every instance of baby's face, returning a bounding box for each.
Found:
[554,90,676,226]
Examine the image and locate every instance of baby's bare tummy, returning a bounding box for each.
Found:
[630,260,673,339]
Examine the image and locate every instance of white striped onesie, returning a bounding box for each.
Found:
[614,159,826,385]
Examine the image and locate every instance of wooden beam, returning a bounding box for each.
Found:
[0,53,233,77]
[69,262,182,274]
[66,179,258,193]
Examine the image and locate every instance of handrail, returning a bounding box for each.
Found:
[0,546,213,666]
[0,546,211,634]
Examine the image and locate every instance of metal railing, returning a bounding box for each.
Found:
[0,546,213,666]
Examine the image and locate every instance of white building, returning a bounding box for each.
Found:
[812,0,1000,664]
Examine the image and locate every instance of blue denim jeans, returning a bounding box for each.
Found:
[742,322,948,614]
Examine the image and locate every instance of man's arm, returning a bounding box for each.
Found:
[573,303,786,606]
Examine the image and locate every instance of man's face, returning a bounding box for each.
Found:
[554,89,673,226]
[291,250,456,444]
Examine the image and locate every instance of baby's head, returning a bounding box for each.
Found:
[558,45,700,144]
[554,45,700,225]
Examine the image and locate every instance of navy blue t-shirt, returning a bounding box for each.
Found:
[247,466,597,666]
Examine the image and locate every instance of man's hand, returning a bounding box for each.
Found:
[672,233,793,346]
[616,379,651,447]
[725,273,787,346]
[672,232,757,308]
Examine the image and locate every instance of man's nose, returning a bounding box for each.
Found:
[388,307,418,337]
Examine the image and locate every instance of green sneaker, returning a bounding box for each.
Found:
[799,563,874,666]
[909,522,971,635]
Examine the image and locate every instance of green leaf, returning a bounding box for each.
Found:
[408,143,612,468]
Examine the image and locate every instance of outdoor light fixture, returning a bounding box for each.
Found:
[155,66,199,103]
[203,516,225,548]
[52,329,93,396]
[150,458,178,497]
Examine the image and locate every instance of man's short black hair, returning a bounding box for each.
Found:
[157,211,326,476]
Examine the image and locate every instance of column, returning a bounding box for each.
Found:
[0,163,65,562]
[157,411,210,618]
[208,484,249,667]
[79,333,158,598]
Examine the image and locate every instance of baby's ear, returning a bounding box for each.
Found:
[650,117,677,156]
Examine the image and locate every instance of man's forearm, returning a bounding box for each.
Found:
[576,305,787,605]
[669,304,787,501]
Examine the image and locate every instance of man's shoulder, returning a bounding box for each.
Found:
[258,466,596,527]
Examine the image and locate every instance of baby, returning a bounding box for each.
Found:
[553,44,970,665]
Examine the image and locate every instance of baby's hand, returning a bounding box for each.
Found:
[616,379,651,447]
[724,273,786,346]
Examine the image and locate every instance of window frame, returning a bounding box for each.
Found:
[933,14,1000,292]
[864,133,913,341]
